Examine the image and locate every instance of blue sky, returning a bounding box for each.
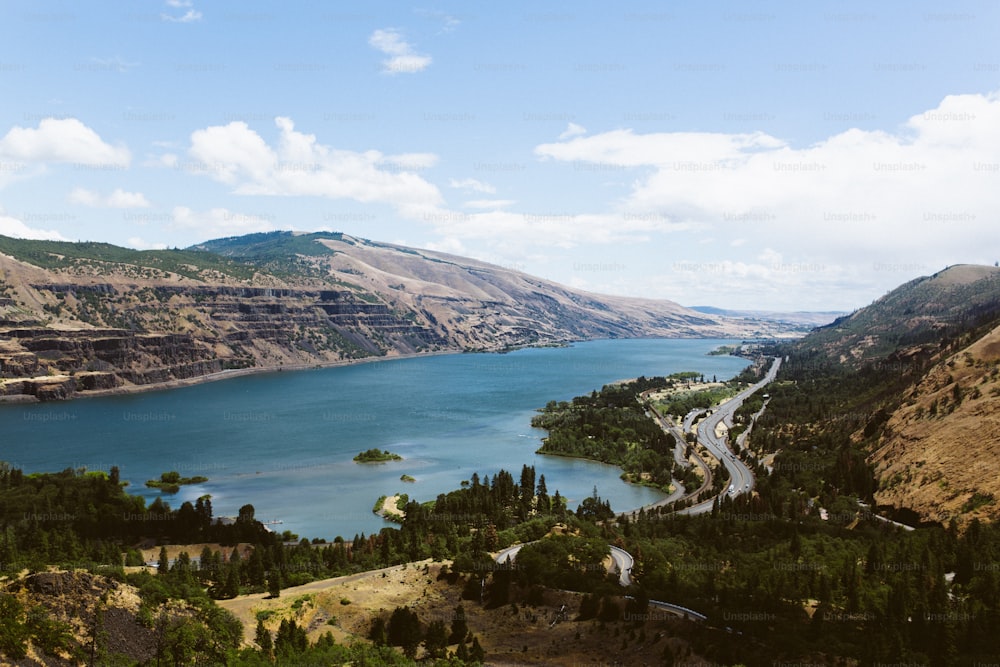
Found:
[1,1,998,311]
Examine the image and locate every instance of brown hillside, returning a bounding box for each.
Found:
[869,323,1000,527]
[0,232,789,402]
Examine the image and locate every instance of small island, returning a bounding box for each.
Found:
[145,470,208,494]
[400,474,415,482]
[372,493,408,523]
[353,448,402,463]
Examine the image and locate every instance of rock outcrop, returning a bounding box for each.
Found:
[0,231,788,401]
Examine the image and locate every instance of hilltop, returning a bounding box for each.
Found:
[0,231,786,401]
[774,264,1000,527]
[793,264,1000,367]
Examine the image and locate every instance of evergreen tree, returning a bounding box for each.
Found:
[254,619,272,658]
[369,616,387,646]
[470,635,485,662]
[387,606,422,658]
[456,640,470,661]
[157,546,169,575]
[423,619,448,658]
[267,570,281,598]
[449,604,469,644]
[536,474,550,514]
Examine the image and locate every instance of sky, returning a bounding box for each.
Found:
[0,1,998,312]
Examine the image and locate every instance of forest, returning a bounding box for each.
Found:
[532,375,689,492]
[0,459,587,664]
[521,346,1000,665]
[4,328,1000,663]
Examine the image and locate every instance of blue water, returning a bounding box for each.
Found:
[0,339,748,540]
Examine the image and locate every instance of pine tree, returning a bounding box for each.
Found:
[450,604,469,644]
[157,546,169,575]
[369,616,387,646]
[423,619,448,658]
[456,640,469,661]
[268,570,281,598]
[536,475,550,514]
[255,619,273,657]
[470,635,485,662]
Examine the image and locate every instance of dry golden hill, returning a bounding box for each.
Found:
[869,322,1000,527]
[0,231,791,402]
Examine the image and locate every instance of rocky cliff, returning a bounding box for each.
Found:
[0,231,785,401]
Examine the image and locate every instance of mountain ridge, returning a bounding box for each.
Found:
[0,231,789,402]
[774,262,1000,527]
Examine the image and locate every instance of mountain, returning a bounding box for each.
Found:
[689,306,847,330]
[0,231,786,401]
[869,321,1000,525]
[793,264,1000,367]
[776,264,1000,527]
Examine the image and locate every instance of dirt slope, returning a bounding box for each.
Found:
[869,323,1000,526]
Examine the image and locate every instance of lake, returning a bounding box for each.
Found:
[0,338,749,540]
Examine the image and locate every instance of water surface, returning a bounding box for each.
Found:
[0,339,749,540]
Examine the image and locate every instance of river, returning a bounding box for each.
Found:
[0,338,749,540]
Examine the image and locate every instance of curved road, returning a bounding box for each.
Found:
[496,542,707,622]
[678,357,781,516]
[493,542,634,587]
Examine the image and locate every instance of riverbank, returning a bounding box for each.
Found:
[0,347,463,404]
[374,494,406,522]
[0,338,750,541]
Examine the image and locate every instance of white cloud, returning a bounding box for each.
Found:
[382,153,438,169]
[187,117,443,212]
[0,118,130,167]
[369,29,432,74]
[169,206,280,238]
[89,56,139,73]
[417,208,664,250]
[69,187,151,208]
[558,123,587,140]
[449,177,495,194]
[532,90,1000,268]
[423,237,468,255]
[143,152,179,168]
[536,128,783,168]
[463,199,516,209]
[126,236,168,250]
[0,213,69,241]
[415,9,461,34]
[161,0,202,23]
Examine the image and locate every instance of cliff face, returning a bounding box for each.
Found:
[0,231,781,401]
[0,282,447,400]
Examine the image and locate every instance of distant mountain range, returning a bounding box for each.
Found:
[0,231,797,401]
[689,306,847,328]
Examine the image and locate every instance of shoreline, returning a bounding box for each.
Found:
[0,334,754,405]
[0,347,466,405]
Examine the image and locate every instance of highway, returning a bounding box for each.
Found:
[493,541,633,587]
[639,399,710,509]
[678,357,782,516]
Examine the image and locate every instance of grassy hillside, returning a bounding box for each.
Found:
[795,264,1000,366]
[753,264,1000,528]
[0,234,257,281]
